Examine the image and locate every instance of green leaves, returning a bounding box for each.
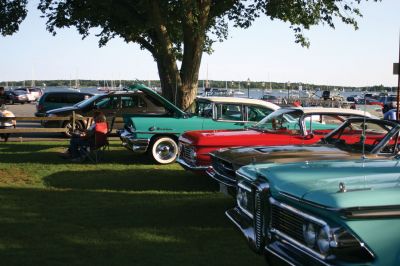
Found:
[0,0,27,36]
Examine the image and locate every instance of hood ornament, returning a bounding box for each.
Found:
[338,182,347,193]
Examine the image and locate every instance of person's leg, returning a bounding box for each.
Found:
[69,137,89,158]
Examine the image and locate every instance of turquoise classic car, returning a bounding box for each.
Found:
[119,84,279,164]
[227,158,400,265]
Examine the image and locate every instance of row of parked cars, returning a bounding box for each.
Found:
[116,85,399,266]
[35,84,399,265]
[4,87,43,104]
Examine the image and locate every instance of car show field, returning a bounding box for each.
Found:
[0,141,263,265]
[1,85,398,265]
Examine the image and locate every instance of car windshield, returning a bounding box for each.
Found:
[185,100,212,118]
[75,94,103,108]
[251,109,302,131]
[322,120,397,153]
[13,90,26,95]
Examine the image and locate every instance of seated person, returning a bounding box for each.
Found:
[384,109,397,120]
[62,111,108,160]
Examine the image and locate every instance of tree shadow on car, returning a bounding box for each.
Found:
[43,169,219,192]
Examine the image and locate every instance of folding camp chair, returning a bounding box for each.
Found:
[80,116,115,163]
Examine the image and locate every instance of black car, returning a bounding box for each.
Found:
[4,90,29,104]
[43,90,167,136]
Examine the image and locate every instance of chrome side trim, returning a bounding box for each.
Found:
[279,191,340,211]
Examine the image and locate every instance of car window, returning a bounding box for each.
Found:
[195,102,213,118]
[45,94,66,103]
[121,95,146,108]
[247,105,274,122]
[146,94,166,108]
[95,96,119,109]
[216,104,243,121]
[254,109,301,131]
[66,93,86,104]
[303,114,347,134]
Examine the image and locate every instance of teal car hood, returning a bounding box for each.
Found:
[126,84,186,117]
[239,159,400,209]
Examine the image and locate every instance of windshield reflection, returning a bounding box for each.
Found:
[251,109,302,131]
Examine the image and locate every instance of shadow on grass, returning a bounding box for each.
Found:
[0,142,158,165]
[0,142,67,153]
[44,169,218,192]
[0,187,263,266]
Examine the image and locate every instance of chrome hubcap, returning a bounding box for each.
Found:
[156,142,176,160]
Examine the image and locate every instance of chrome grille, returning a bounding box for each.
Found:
[254,190,263,249]
[212,156,235,180]
[180,144,195,164]
[270,202,307,243]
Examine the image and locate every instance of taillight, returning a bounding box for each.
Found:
[37,104,44,111]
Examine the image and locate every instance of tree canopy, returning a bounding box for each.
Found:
[0,0,27,36]
[2,0,378,108]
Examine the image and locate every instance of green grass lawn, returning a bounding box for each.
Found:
[0,141,264,265]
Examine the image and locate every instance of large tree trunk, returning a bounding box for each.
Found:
[149,0,211,110]
[149,0,182,106]
[177,0,211,109]
[156,58,178,104]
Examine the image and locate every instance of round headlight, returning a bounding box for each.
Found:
[317,227,330,255]
[303,223,316,248]
[189,149,197,160]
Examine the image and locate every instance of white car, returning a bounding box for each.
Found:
[13,88,36,102]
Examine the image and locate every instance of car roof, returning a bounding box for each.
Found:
[282,107,374,117]
[43,91,94,95]
[196,96,280,109]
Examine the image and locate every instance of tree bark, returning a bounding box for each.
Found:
[148,0,182,106]
[177,0,212,109]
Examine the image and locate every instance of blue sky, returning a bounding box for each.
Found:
[0,0,399,87]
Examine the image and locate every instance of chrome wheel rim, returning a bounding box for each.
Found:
[155,141,176,161]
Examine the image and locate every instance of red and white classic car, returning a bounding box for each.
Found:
[177,107,374,172]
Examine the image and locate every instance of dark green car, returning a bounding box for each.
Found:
[35,91,94,117]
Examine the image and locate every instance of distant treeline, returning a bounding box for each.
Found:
[1,79,396,92]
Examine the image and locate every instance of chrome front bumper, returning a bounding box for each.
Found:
[176,157,208,171]
[226,207,331,266]
[226,207,259,252]
[119,130,149,153]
